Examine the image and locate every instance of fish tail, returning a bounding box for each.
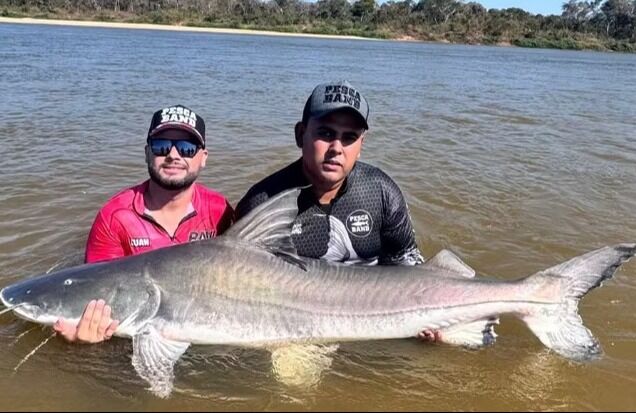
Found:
[521,244,635,360]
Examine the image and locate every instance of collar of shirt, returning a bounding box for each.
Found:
[132,180,199,219]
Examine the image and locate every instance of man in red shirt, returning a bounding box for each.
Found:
[54,104,233,343]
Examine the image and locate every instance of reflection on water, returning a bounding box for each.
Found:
[0,22,635,410]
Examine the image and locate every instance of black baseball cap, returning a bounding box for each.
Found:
[147,104,206,147]
[302,81,369,129]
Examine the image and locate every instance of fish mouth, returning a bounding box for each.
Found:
[9,304,56,325]
[0,287,12,309]
[0,288,51,324]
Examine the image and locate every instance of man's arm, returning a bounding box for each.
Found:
[216,200,235,235]
[378,179,425,266]
[84,210,126,264]
[57,210,124,343]
[234,187,270,222]
[377,179,442,342]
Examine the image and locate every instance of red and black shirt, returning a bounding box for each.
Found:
[85,180,233,263]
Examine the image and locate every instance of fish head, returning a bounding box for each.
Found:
[1,271,81,324]
[0,261,150,326]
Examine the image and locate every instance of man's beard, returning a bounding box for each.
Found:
[148,164,198,190]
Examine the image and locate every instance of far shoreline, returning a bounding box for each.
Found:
[0,16,382,42]
[3,16,624,53]
[1,16,514,48]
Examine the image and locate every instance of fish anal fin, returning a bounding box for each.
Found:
[436,317,499,347]
[132,323,190,398]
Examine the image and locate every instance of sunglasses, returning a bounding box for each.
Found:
[149,139,202,158]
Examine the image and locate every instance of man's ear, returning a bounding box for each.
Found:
[144,145,150,164]
[201,149,208,168]
[294,122,305,148]
[358,134,366,158]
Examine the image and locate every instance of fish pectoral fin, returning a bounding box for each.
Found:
[269,344,339,388]
[435,317,499,347]
[424,250,476,279]
[266,247,309,271]
[132,324,190,399]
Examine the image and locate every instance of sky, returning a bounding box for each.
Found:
[477,1,563,16]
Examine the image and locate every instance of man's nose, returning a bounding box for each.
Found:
[166,145,182,160]
[328,137,344,153]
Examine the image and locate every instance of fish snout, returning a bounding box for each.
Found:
[0,287,13,308]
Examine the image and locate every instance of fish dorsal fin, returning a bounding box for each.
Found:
[425,249,476,279]
[225,187,302,246]
[225,187,308,270]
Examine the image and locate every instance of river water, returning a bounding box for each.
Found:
[0,22,635,411]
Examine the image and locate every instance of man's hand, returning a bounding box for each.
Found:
[417,329,442,343]
[53,299,119,344]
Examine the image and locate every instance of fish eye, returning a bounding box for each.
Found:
[26,290,31,295]
[64,279,73,286]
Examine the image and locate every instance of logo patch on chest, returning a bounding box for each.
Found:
[291,222,303,235]
[346,210,373,238]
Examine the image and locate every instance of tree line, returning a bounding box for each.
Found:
[2,0,635,51]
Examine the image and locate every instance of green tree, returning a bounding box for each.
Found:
[316,0,350,20]
[413,0,462,25]
[351,0,375,22]
[457,2,487,38]
[601,0,635,37]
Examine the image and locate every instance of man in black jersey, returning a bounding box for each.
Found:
[235,81,424,266]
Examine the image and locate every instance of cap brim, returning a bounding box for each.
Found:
[313,107,368,130]
[148,123,205,146]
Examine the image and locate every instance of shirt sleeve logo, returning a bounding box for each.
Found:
[189,231,216,242]
[346,210,373,238]
[130,238,151,247]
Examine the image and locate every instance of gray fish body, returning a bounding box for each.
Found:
[1,188,634,397]
[145,239,528,345]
